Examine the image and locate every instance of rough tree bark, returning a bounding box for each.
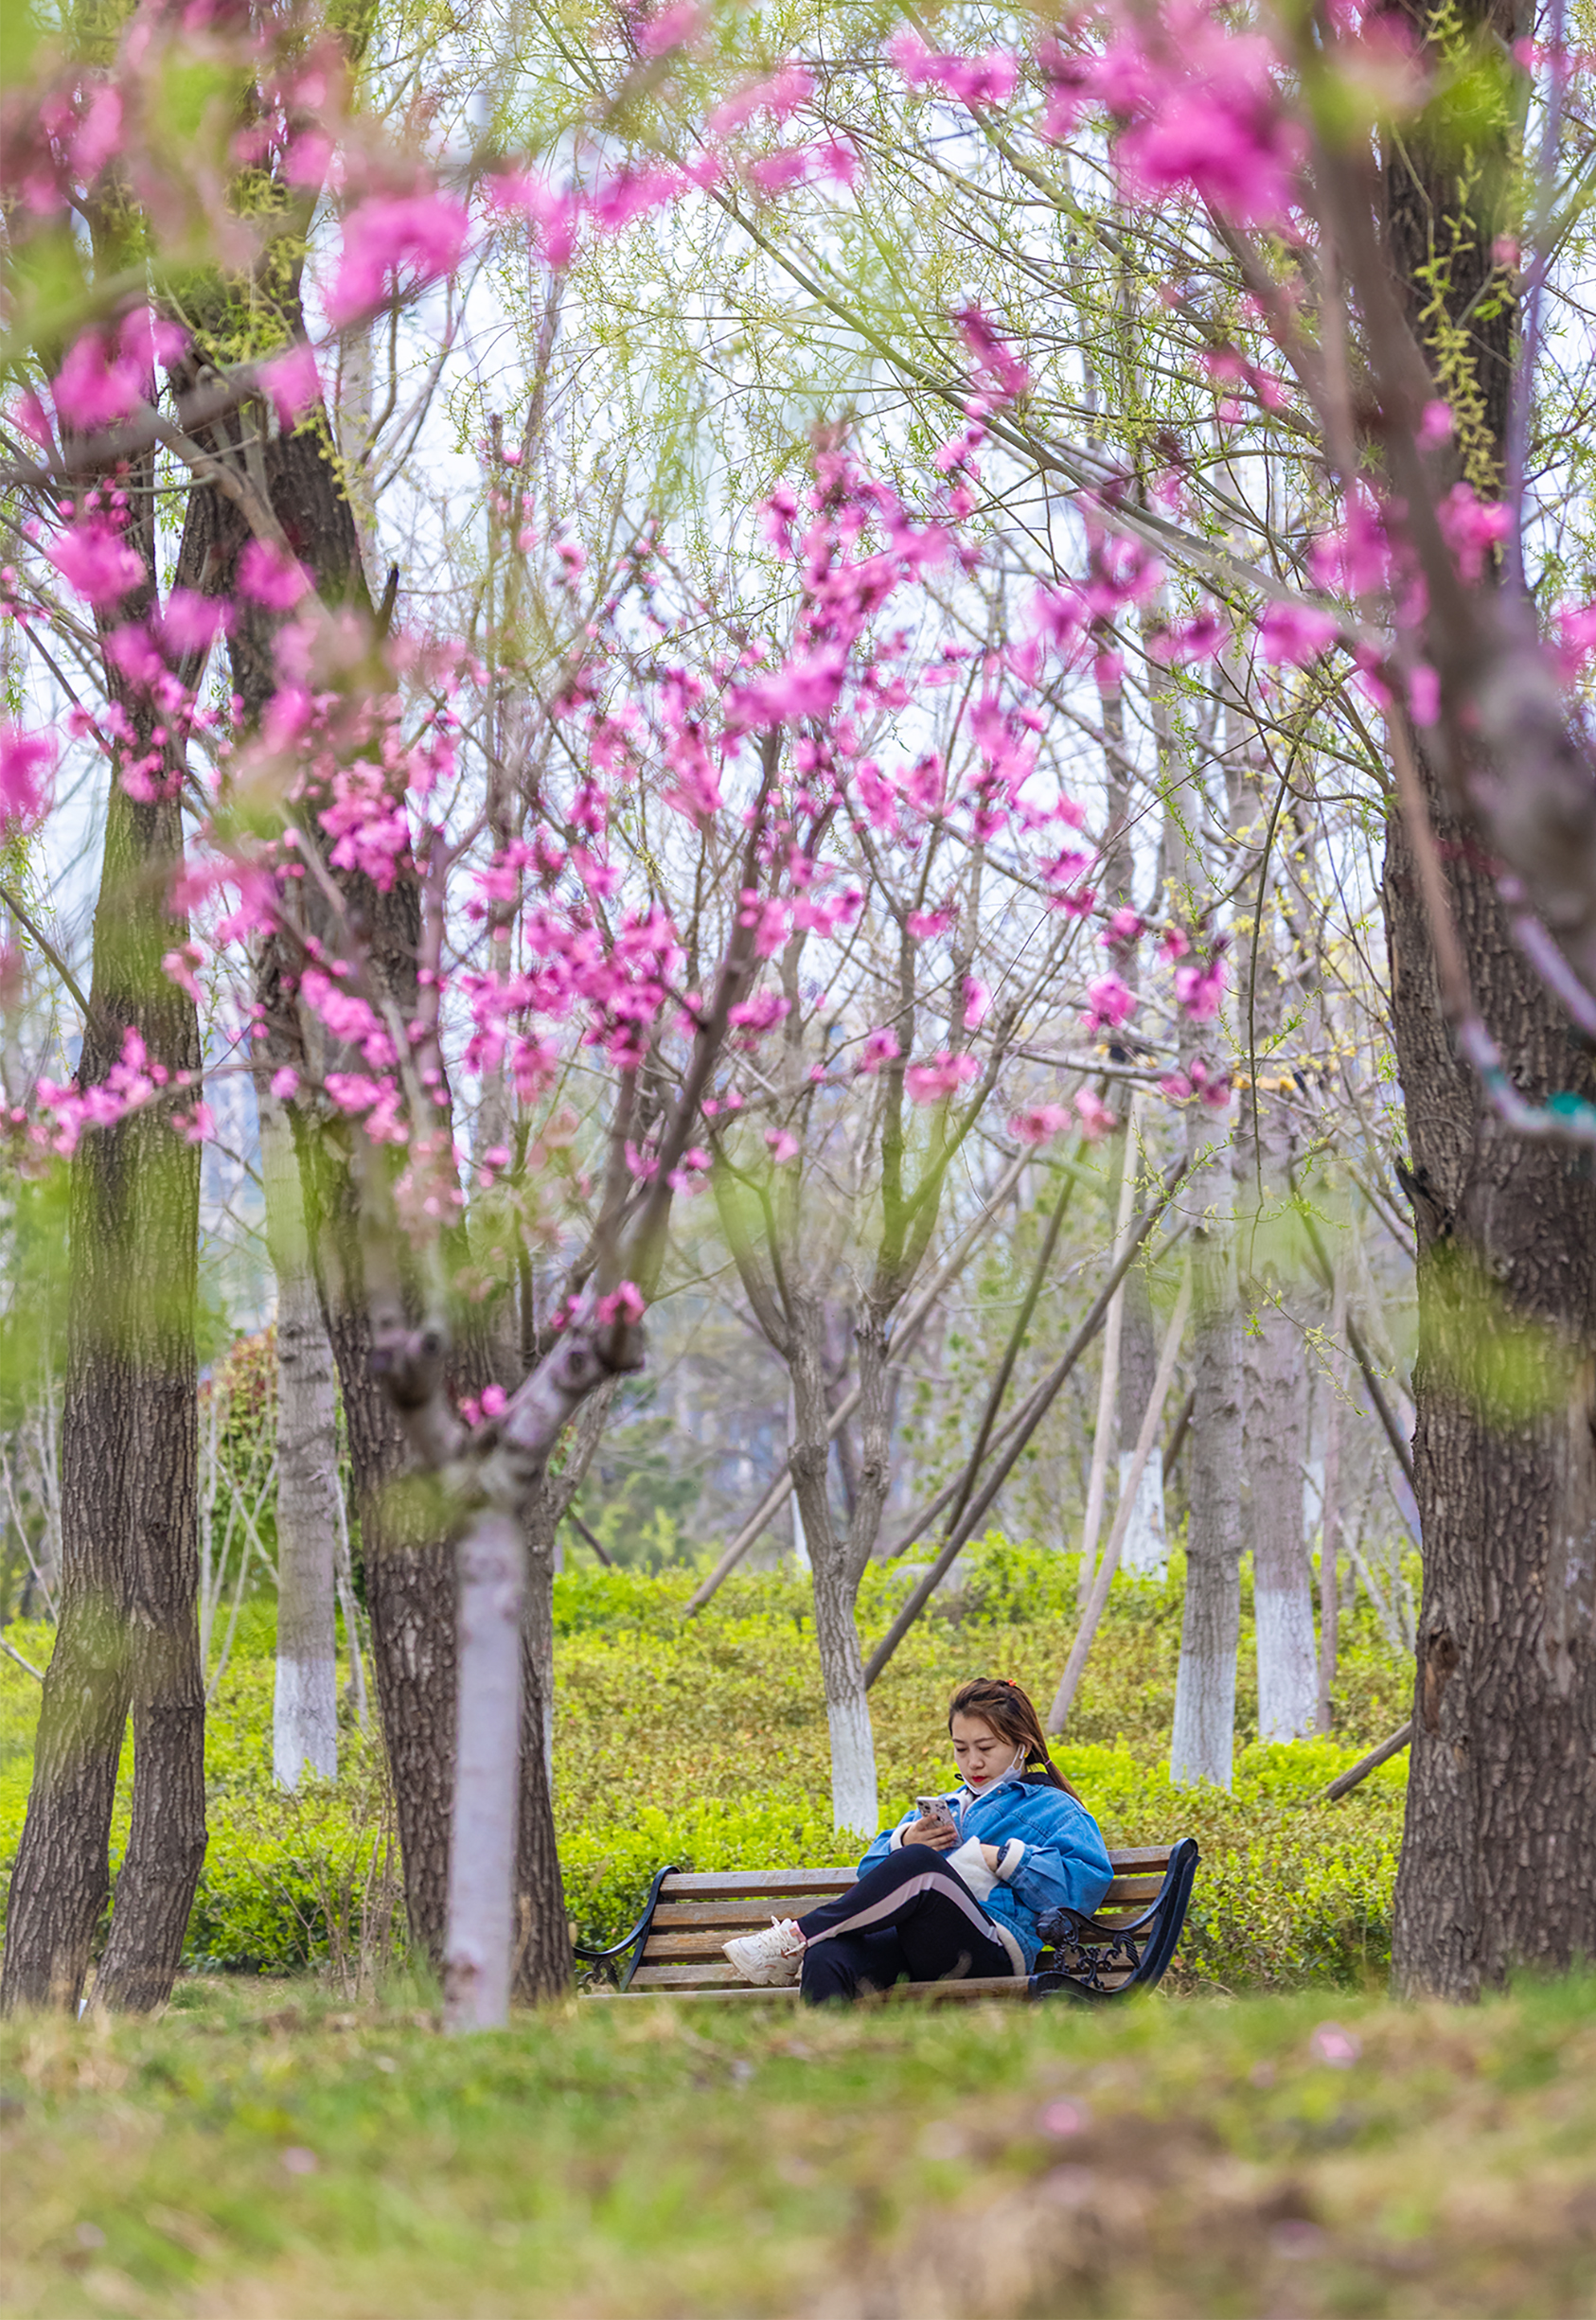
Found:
[1384,0,1596,1994]
[2,450,205,2015]
[259,1091,340,1789]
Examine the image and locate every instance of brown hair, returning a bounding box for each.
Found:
[947,1676,1083,1802]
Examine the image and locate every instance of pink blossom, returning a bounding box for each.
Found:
[954,306,1030,399]
[179,1101,216,1144]
[1417,399,1454,449]
[160,588,228,658]
[858,1025,901,1074]
[270,1066,300,1100]
[1408,663,1441,726]
[283,129,335,188]
[1010,1103,1071,1144]
[595,1280,647,1326]
[1102,9,1303,228]
[1173,954,1227,1020]
[1257,599,1338,666]
[510,1035,559,1100]
[727,645,848,729]
[0,725,54,825]
[906,906,955,941]
[258,343,321,430]
[746,140,858,196]
[904,1051,980,1104]
[1150,610,1226,664]
[1083,973,1137,1034]
[481,1383,507,1418]
[1553,600,1596,679]
[889,28,1020,108]
[635,0,704,58]
[162,944,204,1001]
[707,64,813,133]
[238,540,311,609]
[727,988,789,1034]
[52,330,145,431]
[1104,906,1143,946]
[962,977,990,1030]
[1308,499,1391,597]
[487,172,582,268]
[1437,482,1512,583]
[1073,1088,1118,1141]
[70,84,122,178]
[1309,2022,1361,2070]
[46,516,145,605]
[764,1126,800,1162]
[590,165,683,235]
[328,191,470,325]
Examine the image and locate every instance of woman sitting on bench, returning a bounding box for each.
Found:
[723,1675,1113,2001]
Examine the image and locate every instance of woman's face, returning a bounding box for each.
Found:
[949,1712,1022,1793]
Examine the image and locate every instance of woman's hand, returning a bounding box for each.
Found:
[906,1815,958,1851]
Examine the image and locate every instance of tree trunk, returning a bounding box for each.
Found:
[1385,791,1596,1991]
[444,1513,524,2030]
[1318,1264,1348,1735]
[1,845,204,2013]
[295,1113,458,1964]
[1243,1294,1317,1741]
[260,1093,340,1790]
[811,1550,878,1837]
[2,460,205,2015]
[1230,710,1317,1743]
[1170,1142,1244,1788]
[1382,0,1596,1993]
[513,1562,573,2006]
[1116,1248,1166,1580]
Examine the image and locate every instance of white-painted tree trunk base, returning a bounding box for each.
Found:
[826,1685,878,1840]
[272,1656,338,1789]
[1255,1583,1320,1742]
[1170,1649,1235,1789]
[1116,1447,1167,1579]
[444,1513,525,2032]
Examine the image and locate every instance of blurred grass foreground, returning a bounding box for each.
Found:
[3,1974,1593,2318]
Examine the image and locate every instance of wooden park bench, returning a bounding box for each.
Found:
[576,1838,1198,2002]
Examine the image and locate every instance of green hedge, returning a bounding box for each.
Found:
[0,1541,1412,1990]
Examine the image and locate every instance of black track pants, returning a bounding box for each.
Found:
[794,1844,1017,2004]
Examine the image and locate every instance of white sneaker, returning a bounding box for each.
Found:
[722,1917,807,1986]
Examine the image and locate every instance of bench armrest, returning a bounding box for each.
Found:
[572,1863,679,1986]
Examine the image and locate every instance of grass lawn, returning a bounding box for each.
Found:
[3,1973,1592,2319]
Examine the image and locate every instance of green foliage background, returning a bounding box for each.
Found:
[0,1539,1412,1992]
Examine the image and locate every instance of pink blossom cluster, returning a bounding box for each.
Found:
[1040,5,1303,228]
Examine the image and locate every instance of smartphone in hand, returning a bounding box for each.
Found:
[915,1795,955,1830]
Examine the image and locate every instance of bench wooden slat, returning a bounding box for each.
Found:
[658,1868,858,1898]
[1100,1874,1165,1905]
[645,1930,777,1961]
[630,1960,752,1987]
[651,1898,828,1929]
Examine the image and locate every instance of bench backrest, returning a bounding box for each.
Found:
[626,1847,1179,1993]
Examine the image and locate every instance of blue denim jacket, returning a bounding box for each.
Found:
[859,1770,1113,1972]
